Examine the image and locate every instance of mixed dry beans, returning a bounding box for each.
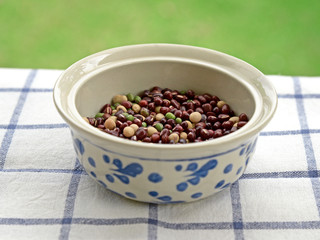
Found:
[83,86,249,144]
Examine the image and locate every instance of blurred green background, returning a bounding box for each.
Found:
[0,0,319,75]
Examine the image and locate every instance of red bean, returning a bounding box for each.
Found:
[213,121,221,130]
[187,101,195,110]
[196,122,206,128]
[221,104,230,114]
[180,106,186,111]
[198,95,207,104]
[218,114,230,122]
[193,99,201,108]
[103,113,111,119]
[160,107,170,115]
[237,121,247,128]
[207,115,218,123]
[163,91,173,100]
[122,101,132,109]
[213,107,220,115]
[160,118,167,125]
[167,119,176,126]
[120,122,129,130]
[202,103,212,113]
[117,114,127,122]
[210,100,217,107]
[151,133,160,143]
[171,99,180,109]
[145,116,154,125]
[174,110,182,118]
[201,114,207,122]
[88,117,95,126]
[148,102,155,111]
[208,129,214,138]
[133,118,142,127]
[213,129,223,138]
[182,111,190,120]
[196,125,203,136]
[184,89,193,98]
[163,99,171,107]
[127,109,135,115]
[173,124,183,133]
[161,133,169,143]
[187,109,194,114]
[136,127,147,140]
[100,103,111,113]
[200,129,209,140]
[143,97,152,103]
[239,113,249,121]
[154,97,163,106]
[116,120,122,128]
[143,137,151,143]
[142,90,151,97]
[203,94,212,102]
[151,86,162,93]
[139,100,148,107]
[187,132,196,142]
[176,95,187,103]
[222,120,233,130]
[212,96,220,102]
[195,107,204,114]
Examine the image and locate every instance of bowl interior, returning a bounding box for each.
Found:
[75,60,256,119]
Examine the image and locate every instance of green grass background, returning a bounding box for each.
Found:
[1,0,319,75]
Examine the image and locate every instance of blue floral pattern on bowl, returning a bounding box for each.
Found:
[175,159,218,192]
[72,135,258,203]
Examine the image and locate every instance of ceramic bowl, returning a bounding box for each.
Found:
[53,44,277,203]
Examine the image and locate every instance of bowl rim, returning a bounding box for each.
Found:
[53,43,278,150]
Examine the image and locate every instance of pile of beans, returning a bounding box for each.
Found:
[83,86,249,144]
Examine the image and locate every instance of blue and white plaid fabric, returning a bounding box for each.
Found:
[0,68,319,239]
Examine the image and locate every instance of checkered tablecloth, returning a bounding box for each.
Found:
[0,68,320,240]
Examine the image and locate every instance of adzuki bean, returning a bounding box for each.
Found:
[84,86,250,144]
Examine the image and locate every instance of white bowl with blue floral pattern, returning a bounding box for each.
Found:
[53,44,277,203]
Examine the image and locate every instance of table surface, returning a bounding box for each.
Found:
[0,68,320,240]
